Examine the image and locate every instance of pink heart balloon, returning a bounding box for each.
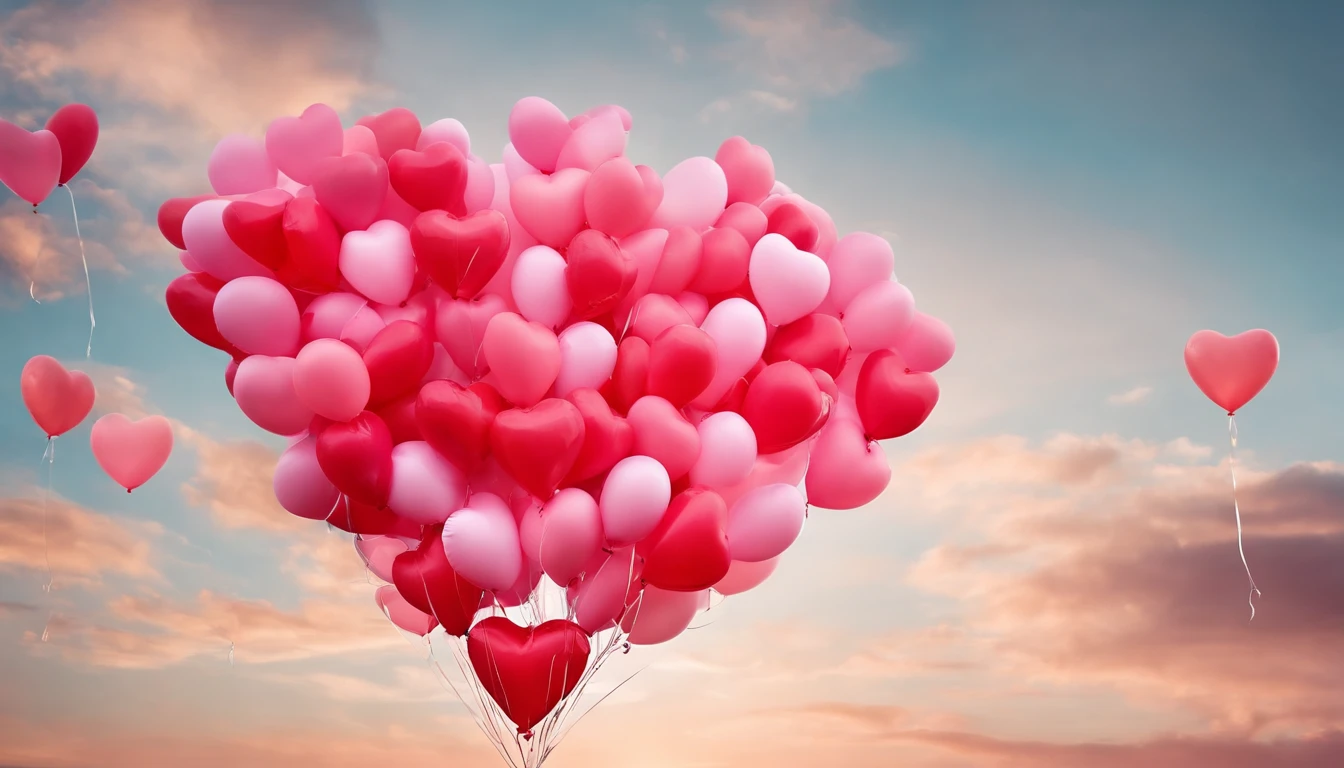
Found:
[714,557,778,596]
[436,294,507,380]
[207,134,278,196]
[842,281,916,353]
[804,414,890,510]
[374,585,436,636]
[584,157,663,238]
[0,122,61,206]
[313,153,389,232]
[417,118,471,155]
[827,232,895,312]
[1184,329,1279,415]
[181,199,276,282]
[90,414,174,492]
[266,103,344,185]
[508,97,574,173]
[481,312,561,407]
[509,168,590,248]
[650,157,728,232]
[343,125,380,157]
[356,535,409,583]
[714,136,775,207]
[20,355,95,438]
[749,233,831,326]
[464,155,496,214]
[556,111,627,172]
[340,220,415,305]
[894,312,955,373]
[233,355,313,436]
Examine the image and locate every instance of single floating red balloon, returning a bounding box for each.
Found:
[1183,329,1279,415]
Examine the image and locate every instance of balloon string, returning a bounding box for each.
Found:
[1228,415,1260,621]
[62,185,95,358]
[39,436,57,643]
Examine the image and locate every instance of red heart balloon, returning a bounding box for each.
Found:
[467,617,591,734]
[1183,329,1279,415]
[313,153,388,232]
[165,272,239,355]
[411,209,511,300]
[356,108,422,160]
[157,194,214,250]
[689,227,750,295]
[389,141,469,215]
[327,496,421,538]
[646,324,717,408]
[855,350,939,440]
[564,388,632,484]
[373,393,422,444]
[277,197,342,292]
[638,488,731,592]
[392,525,486,637]
[490,398,586,499]
[741,361,831,454]
[416,380,507,473]
[710,376,750,414]
[316,411,395,508]
[363,321,434,407]
[627,294,693,345]
[600,336,649,415]
[45,103,99,185]
[765,314,849,378]
[565,229,637,320]
[647,225,701,296]
[766,201,819,252]
[222,198,288,270]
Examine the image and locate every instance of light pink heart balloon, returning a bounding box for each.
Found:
[343,125,380,157]
[181,199,276,282]
[715,136,775,207]
[213,276,301,357]
[356,536,409,583]
[340,220,415,305]
[714,557,778,596]
[233,355,313,436]
[464,155,496,214]
[556,111,627,172]
[417,118,471,155]
[375,585,436,636]
[436,293,507,379]
[502,143,542,185]
[842,280,916,353]
[0,122,61,206]
[578,104,633,131]
[508,97,574,173]
[90,413,174,492]
[274,436,340,521]
[749,233,831,326]
[266,103,343,185]
[827,232,895,312]
[555,321,617,397]
[805,413,890,510]
[480,312,561,407]
[20,355,95,438]
[649,156,728,232]
[509,168,590,248]
[1184,329,1280,415]
[894,312,955,373]
[208,134,278,196]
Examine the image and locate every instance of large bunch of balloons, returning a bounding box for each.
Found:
[158,96,954,764]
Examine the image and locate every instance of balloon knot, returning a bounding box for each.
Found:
[520,729,534,741]
[601,546,614,555]
[126,488,132,494]
[399,301,408,308]
[1228,411,1237,417]
[904,368,912,374]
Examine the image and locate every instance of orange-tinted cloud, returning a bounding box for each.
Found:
[175,425,300,534]
[0,493,163,583]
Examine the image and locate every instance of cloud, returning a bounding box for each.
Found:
[0,197,123,303]
[1108,385,1154,405]
[709,0,904,97]
[175,425,299,534]
[0,494,164,584]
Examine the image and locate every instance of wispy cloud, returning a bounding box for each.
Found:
[1108,385,1154,405]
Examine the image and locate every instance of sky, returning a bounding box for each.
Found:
[0,0,1341,766]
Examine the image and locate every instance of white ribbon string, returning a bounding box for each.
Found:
[1228,415,1260,621]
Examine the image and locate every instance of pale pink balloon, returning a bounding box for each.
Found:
[691,298,767,409]
[511,245,572,329]
[436,294,507,379]
[842,281,916,353]
[518,502,544,563]
[0,124,60,205]
[510,168,590,248]
[464,155,496,214]
[178,250,203,272]
[233,355,313,436]
[719,440,814,509]
[582,104,633,131]
[441,492,523,591]
[276,171,304,196]
[213,276,300,356]
[624,586,701,646]
[599,455,671,547]
[508,96,573,173]
[266,103,343,185]
[894,312,956,373]
[536,488,603,585]
[726,483,806,563]
[676,292,710,326]
[749,233,830,326]
[181,199,275,282]
[417,118,470,154]
[208,134,278,196]
[556,111,626,172]
[302,292,368,342]
[714,557,779,596]
[274,435,339,520]
[836,351,869,398]
[355,535,408,583]
[502,143,542,184]
[422,342,470,386]
[649,156,728,232]
[481,164,538,306]
[555,322,617,397]
[570,546,640,633]
[339,220,415,306]
[805,414,890,510]
[388,441,468,525]
[375,585,436,636]
[827,232,895,311]
[340,305,387,353]
[293,338,370,421]
[690,411,757,489]
[89,414,174,492]
[343,125,379,157]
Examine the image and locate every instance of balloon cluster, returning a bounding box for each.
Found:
[159,97,954,755]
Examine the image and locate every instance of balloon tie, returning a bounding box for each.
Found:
[1228,415,1260,621]
[62,185,95,358]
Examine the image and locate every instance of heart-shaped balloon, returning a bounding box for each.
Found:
[418,118,471,154]
[45,104,99,186]
[481,312,561,407]
[765,314,849,378]
[510,168,590,248]
[356,535,408,583]
[490,398,586,499]
[638,488,731,592]
[741,361,831,454]
[843,281,916,353]
[208,134,277,196]
[648,226,702,296]
[827,232,895,312]
[375,585,437,636]
[437,294,507,378]
[466,617,590,734]
[389,141,469,215]
[441,491,523,590]
[627,396,700,481]
[20,355,95,438]
[411,209,511,300]
[507,97,574,173]
[600,336,650,415]
[1183,329,1280,415]
[90,414,175,492]
[363,320,434,407]
[416,380,507,472]
[340,220,416,305]
[222,195,290,271]
[646,324,717,408]
[894,312,956,374]
[749,233,830,326]
[564,388,633,484]
[276,197,342,293]
[266,103,343,184]
[650,156,728,232]
[316,410,395,507]
[584,157,663,238]
[313,153,388,232]
[513,245,572,330]
[328,497,421,538]
[556,111,627,172]
[165,272,239,355]
[158,194,215,250]
[555,322,618,397]
[627,294,694,346]
[765,201,819,252]
[232,356,313,436]
[355,108,422,160]
[805,413,891,510]
[690,227,750,296]
[715,202,768,247]
[182,199,276,282]
[599,455,672,546]
[855,350,939,440]
[566,230,636,320]
[391,525,484,636]
[715,136,775,207]
[388,440,468,525]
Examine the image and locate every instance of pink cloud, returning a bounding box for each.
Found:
[0,493,164,583]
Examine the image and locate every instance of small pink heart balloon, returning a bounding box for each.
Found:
[508,97,574,173]
[266,103,344,185]
[1184,329,1279,415]
[0,122,62,206]
[21,355,95,438]
[90,413,174,492]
